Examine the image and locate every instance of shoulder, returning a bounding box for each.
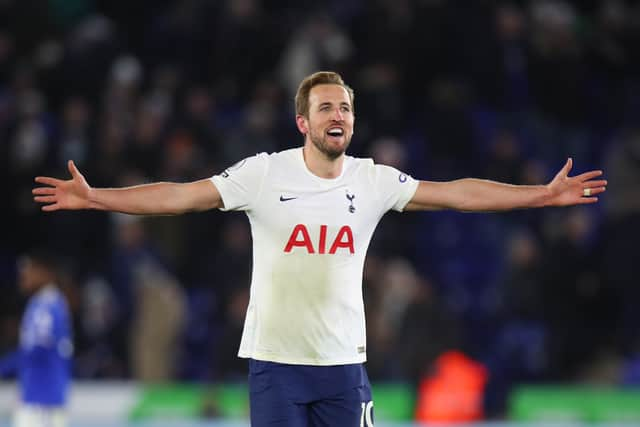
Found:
[35,287,68,312]
[347,156,403,180]
[344,155,375,177]
[234,149,297,169]
[268,147,301,164]
[218,152,271,179]
[347,156,403,174]
[349,155,375,169]
[229,151,270,169]
[253,148,305,177]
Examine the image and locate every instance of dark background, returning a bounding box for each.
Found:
[1,0,640,417]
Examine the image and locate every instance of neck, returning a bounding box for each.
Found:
[302,140,345,179]
[26,282,54,296]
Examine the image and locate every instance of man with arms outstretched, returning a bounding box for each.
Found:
[33,71,606,427]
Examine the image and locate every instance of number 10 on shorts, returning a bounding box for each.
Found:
[360,401,374,426]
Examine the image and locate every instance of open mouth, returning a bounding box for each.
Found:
[326,127,344,138]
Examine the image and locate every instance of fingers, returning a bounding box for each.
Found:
[583,179,607,188]
[68,160,80,178]
[34,176,63,187]
[41,203,60,212]
[583,187,607,196]
[561,157,573,176]
[578,197,599,204]
[33,179,60,209]
[34,195,57,203]
[32,187,56,195]
[575,170,603,181]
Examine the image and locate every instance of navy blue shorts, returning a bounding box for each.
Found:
[248,359,375,427]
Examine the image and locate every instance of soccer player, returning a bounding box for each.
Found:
[32,71,606,427]
[0,249,73,427]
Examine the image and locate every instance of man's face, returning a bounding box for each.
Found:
[18,255,56,295]
[17,257,51,295]
[300,84,354,159]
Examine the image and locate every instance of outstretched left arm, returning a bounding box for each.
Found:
[405,158,606,212]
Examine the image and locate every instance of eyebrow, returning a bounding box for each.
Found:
[318,102,351,109]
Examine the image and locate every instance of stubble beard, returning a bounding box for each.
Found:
[309,129,352,160]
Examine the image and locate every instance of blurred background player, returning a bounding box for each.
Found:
[0,248,73,427]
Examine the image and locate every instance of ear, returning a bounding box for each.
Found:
[295,114,308,135]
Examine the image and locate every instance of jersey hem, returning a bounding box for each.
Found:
[238,351,367,366]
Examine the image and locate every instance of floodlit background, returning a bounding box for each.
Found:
[1,0,640,424]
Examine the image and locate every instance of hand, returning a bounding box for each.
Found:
[33,160,92,211]
[546,158,607,207]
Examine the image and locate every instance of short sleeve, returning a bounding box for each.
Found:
[210,153,269,211]
[374,164,419,212]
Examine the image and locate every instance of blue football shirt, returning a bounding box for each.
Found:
[19,284,73,406]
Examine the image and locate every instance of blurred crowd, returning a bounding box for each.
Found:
[2,0,640,417]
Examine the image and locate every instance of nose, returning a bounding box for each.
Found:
[332,108,344,121]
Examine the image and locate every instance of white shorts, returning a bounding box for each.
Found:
[14,404,66,427]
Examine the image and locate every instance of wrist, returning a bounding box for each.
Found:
[86,187,100,210]
[541,184,555,207]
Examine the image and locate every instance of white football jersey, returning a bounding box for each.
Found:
[210,147,418,365]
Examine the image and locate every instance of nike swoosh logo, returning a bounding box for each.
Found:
[279,196,297,202]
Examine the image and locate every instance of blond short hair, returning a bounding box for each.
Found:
[295,71,355,117]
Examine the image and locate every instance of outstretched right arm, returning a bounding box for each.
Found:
[33,160,222,215]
